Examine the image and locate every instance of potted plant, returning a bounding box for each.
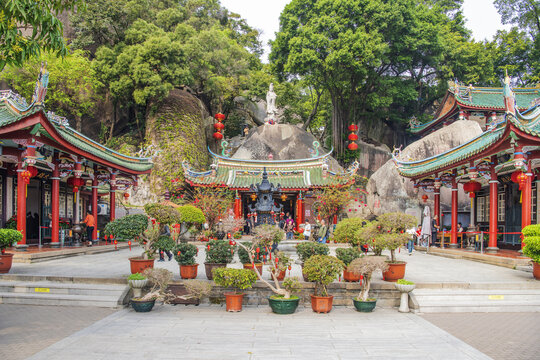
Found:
[131,268,174,312]
[348,256,389,312]
[212,267,257,312]
[270,251,292,281]
[0,229,22,273]
[268,277,302,314]
[174,243,199,279]
[522,224,540,280]
[303,255,345,313]
[395,279,416,313]
[296,242,329,281]
[180,279,213,303]
[238,241,267,274]
[127,273,147,298]
[204,239,235,280]
[174,205,205,242]
[336,247,362,282]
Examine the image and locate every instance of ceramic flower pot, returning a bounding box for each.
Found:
[353,298,377,312]
[343,269,361,282]
[394,283,416,293]
[243,262,263,275]
[310,294,333,313]
[131,298,155,312]
[0,253,14,274]
[533,262,540,280]
[204,263,226,280]
[224,292,244,312]
[129,257,154,274]
[383,262,406,282]
[270,269,286,281]
[268,296,300,314]
[180,264,199,279]
[128,279,148,289]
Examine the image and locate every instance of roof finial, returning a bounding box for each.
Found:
[32,61,49,106]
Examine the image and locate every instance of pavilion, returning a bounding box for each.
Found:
[394,74,540,252]
[0,65,153,249]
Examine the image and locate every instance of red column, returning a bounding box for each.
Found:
[234,192,241,219]
[296,194,303,230]
[522,171,533,248]
[434,191,440,227]
[450,177,458,248]
[51,154,60,248]
[92,170,98,241]
[110,173,116,221]
[16,162,27,249]
[487,161,499,253]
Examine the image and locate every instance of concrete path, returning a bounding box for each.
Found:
[27,306,491,360]
[5,246,535,285]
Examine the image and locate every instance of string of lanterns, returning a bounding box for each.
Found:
[347,124,358,151]
[213,113,225,140]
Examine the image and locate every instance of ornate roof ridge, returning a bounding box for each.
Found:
[208,147,334,164]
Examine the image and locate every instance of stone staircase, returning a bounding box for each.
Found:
[0,279,129,308]
[410,283,540,313]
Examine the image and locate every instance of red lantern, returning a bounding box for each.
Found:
[213,132,223,140]
[123,192,130,199]
[348,124,358,132]
[214,122,225,131]
[21,169,32,184]
[348,133,359,141]
[214,113,226,121]
[422,194,428,203]
[517,172,528,190]
[511,170,523,183]
[463,180,482,198]
[27,166,38,177]
[347,142,358,151]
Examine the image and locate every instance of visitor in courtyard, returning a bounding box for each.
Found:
[158,224,173,262]
[303,219,311,240]
[285,215,294,240]
[83,211,95,247]
[431,215,440,247]
[406,226,416,255]
[317,219,328,243]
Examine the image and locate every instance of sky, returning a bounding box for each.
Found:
[220,0,512,62]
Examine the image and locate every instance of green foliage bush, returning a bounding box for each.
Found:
[104,214,148,241]
[177,205,205,225]
[295,242,329,263]
[522,224,540,263]
[0,229,22,249]
[151,235,175,253]
[282,277,302,296]
[335,247,362,266]
[303,255,345,297]
[333,218,365,244]
[212,268,257,294]
[144,203,180,225]
[173,243,198,266]
[128,273,146,280]
[205,240,235,264]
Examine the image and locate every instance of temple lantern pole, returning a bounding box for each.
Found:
[487,156,499,253]
[450,170,458,248]
[51,152,60,248]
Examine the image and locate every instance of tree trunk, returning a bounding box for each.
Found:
[302,89,322,130]
[331,94,348,157]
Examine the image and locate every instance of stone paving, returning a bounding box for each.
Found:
[422,313,540,360]
[27,305,491,360]
[5,245,535,285]
[0,304,115,360]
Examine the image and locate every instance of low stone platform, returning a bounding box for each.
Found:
[416,246,531,269]
[8,243,130,263]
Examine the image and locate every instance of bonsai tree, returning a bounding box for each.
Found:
[104,214,148,242]
[523,224,540,265]
[303,255,345,297]
[295,242,329,263]
[355,222,385,256]
[174,243,198,265]
[335,247,362,267]
[190,185,234,230]
[348,256,389,301]
[221,217,246,237]
[144,203,181,226]
[238,241,268,264]
[0,228,22,252]
[212,267,257,294]
[181,280,213,301]
[137,268,175,303]
[174,205,205,240]
[205,239,235,264]
[333,217,366,244]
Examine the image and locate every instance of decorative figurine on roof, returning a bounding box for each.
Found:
[248,168,283,225]
[265,83,279,124]
[503,70,516,116]
[32,61,49,106]
[462,84,474,101]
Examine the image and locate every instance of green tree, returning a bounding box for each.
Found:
[494,0,540,37]
[0,0,84,70]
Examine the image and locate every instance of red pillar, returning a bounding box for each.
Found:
[450,176,458,248]
[92,169,98,241]
[51,154,60,248]
[16,162,27,248]
[110,173,116,222]
[522,171,533,248]
[234,192,241,219]
[434,191,440,227]
[487,160,499,253]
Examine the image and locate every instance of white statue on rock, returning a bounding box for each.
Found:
[265,83,278,124]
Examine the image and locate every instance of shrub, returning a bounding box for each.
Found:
[152,235,175,253]
[252,224,284,246]
[139,268,175,302]
[212,267,257,294]
[144,203,181,225]
[4,216,16,230]
[238,241,269,264]
[523,224,540,263]
[397,279,414,285]
[273,251,292,272]
[335,247,362,266]
[333,218,365,244]
[282,277,302,296]
[303,255,345,296]
[205,240,235,264]
[183,280,213,300]
[0,228,22,249]
[177,205,205,225]
[173,243,198,265]
[128,273,146,280]
[296,242,329,263]
[104,214,148,241]
[349,256,389,301]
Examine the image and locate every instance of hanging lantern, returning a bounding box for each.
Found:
[250,193,257,201]
[422,194,428,203]
[280,194,287,201]
[213,131,223,140]
[463,180,482,198]
[21,169,32,184]
[213,122,225,131]
[123,192,130,199]
[67,177,85,193]
[347,142,358,151]
[517,171,528,190]
[348,133,359,141]
[214,113,226,121]
[348,124,358,132]
[27,165,38,178]
[347,123,358,151]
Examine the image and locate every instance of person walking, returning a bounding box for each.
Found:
[83,211,95,247]
[303,220,311,241]
[317,220,328,243]
[158,224,173,262]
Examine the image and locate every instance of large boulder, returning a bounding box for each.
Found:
[356,139,392,177]
[364,120,483,218]
[232,123,342,171]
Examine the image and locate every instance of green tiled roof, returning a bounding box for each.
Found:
[0,93,153,173]
[395,105,540,178]
[184,153,358,189]
[410,84,540,134]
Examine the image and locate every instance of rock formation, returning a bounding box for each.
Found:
[362,120,483,219]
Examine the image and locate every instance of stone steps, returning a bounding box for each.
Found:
[0,280,128,308]
[411,287,540,313]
